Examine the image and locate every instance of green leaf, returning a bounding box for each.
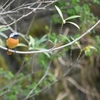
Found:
[0,27,9,32]
[39,35,47,42]
[65,15,80,21]
[0,32,8,39]
[55,5,65,24]
[84,45,97,56]
[67,21,80,29]
[0,39,3,45]
[45,25,49,30]
[89,45,97,51]
[36,35,47,46]
[29,47,34,50]
[29,35,35,48]
[17,43,28,47]
[7,71,14,79]
[39,48,51,57]
[44,52,51,58]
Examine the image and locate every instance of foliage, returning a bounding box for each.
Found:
[0,0,100,100]
[54,0,98,30]
[0,27,8,39]
[55,5,80,29]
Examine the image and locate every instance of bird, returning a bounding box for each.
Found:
[6,32,19,55]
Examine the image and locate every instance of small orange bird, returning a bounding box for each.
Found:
[6,32,19,55]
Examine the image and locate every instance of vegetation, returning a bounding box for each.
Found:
[0,0,100,100]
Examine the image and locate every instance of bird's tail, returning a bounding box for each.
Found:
[7,49,12,55]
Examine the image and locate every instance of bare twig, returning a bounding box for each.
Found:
[0,0,58,27]
[1,0,15,12]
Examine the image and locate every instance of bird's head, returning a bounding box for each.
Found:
[9,32,19,39]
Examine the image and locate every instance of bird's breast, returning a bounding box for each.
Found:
[6,38,19,48]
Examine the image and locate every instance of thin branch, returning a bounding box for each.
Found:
[6,0,42,26]
[1,0,15,12]
[24,61,52,100]
[0,0,58,27]
[0,20,100,54]
[25,14,36,36]
[0,0,10,10]
[0,0,41,30]
[26,54,100,99]
[54,20,100,51]
[25,63,73,99]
